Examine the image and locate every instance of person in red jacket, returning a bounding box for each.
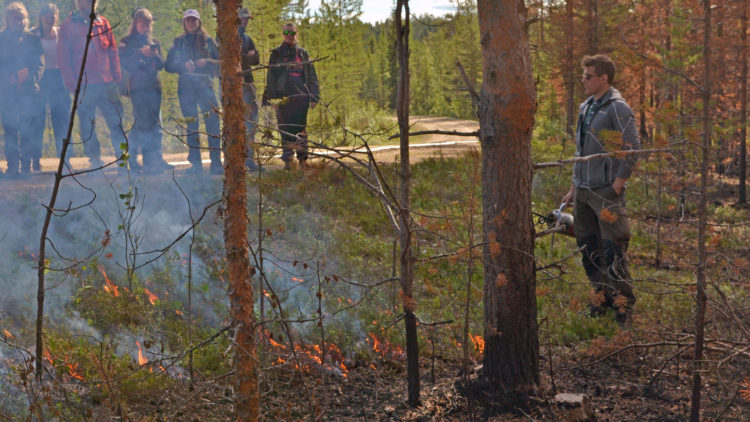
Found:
[57,0,129,170]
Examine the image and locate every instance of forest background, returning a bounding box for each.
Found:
[0,0,749,420]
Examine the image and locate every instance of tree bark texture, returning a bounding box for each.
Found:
[217,1,259,420]
[477,0,539,400]
[740,2,747,204]
[395,0,421,407]
[690,2,710,421]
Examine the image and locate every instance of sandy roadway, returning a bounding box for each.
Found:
[2,116,480,177]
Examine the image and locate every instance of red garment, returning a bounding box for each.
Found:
[57,12,121,91]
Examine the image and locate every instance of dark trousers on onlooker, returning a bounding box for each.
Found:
[574,186,635,313]
[76,82,127,164]
[2,92,41,174]
[277,94,310,163]
[178,83,221,168]
[243,84,258,167]
[39,69,71,163]
[130,88,164,169]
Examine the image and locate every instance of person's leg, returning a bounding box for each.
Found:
[76,84,101,165]
[20,94,42,174]
[198,85,222,173]
[574,188,609,313]
[178,86,202,168]
[97,83,128,163]
[594,186,634,322]
[243,85,259,170]
[288,96,310,163]
[47,70,71,164]
[2,107,21,175]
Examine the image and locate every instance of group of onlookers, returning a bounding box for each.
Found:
[0,0,320,178]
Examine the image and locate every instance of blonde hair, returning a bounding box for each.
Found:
[5,2,29,30]
[128,8,153,41]
[37,3,59,35]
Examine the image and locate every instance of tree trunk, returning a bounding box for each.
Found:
[395,0,420,407]
[477,0,539,402]
[217,1,259,420]
[690,1,710,421]
[740,2,747,204]
[565,0,576,137]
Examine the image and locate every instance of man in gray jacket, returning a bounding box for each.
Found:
[561,54,640,327]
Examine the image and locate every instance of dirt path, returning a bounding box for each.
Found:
[2,116,480,182]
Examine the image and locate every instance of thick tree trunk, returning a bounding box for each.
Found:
[217,1,259,420]
[395,0,420,407]
[740,3,747,204]
[477,0,539,402]
[690,1,710,421]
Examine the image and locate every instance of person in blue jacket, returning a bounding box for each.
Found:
[119,8,171,174]
[165,9,221,174]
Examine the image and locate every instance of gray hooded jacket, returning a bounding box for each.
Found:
[573,87,640,189]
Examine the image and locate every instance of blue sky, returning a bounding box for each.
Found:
[305,0,457,24]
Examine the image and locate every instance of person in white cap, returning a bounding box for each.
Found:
[165,9,222,174]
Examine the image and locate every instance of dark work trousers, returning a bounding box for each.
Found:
[276,94,310,162]
[76,82,127,164]
[130,88,163,168]
[178,83,221,168]
[243,84,258,166]
[2,91,41,174]
[38,69,71,163]
[574,186,635,312]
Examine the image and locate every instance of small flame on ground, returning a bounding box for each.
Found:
[66,362,85,381]
[143,288,159,305]
[367,333,405,360]
[136,341,148,366]
[3,329,13,339]
[291,277,304,283]
[470,333,485,354]
[99,266,119,297]
[43,349,53,365]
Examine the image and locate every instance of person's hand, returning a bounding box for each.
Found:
[561,187,574,208]
[16,68,29,85]
[140,45,155,57]
[195,58,207,68]
[310,102,318,109]
[185,60,196,72]
[247,49,257,56]
[612,177,626,195]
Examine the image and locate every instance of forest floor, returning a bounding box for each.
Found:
[2,116,748,421]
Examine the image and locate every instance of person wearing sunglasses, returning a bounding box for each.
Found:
[262,22,320,170]
[561,54,640,328]
[0,2,44,178]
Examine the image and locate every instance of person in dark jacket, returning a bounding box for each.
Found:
[239,7,260,171]
[165,9,222,174]
[0,2,44,178]
[561,54,640,328]
[119,8,171,174]
[34,3,72,170]
[58,0,127,170]
[262,22,320,169]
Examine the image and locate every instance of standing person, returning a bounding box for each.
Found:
[238,7,260,171]
[34,3,72,170]
[0,2,44,178]
[561,54,640,327]
[58,0,127,170]
[119,8,171,174]
[262,22,320,170]
[165,9,221,174]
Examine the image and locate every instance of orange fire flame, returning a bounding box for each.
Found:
[470,333,485,354]
[143,288,159,305]
[99,266,119,297]
[136,341,148,366]
[43,349,53,365]
[291,277,304,283]
[367,333,405,360]
[264,330,348,378]
[3,329,13,339]
[66,362,85,381]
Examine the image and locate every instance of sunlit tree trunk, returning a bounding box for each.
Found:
[217,0,259,420]
[565,0,576,137]
[477,0,539,402]
[395,0,420,407]
[690,1,710,421]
